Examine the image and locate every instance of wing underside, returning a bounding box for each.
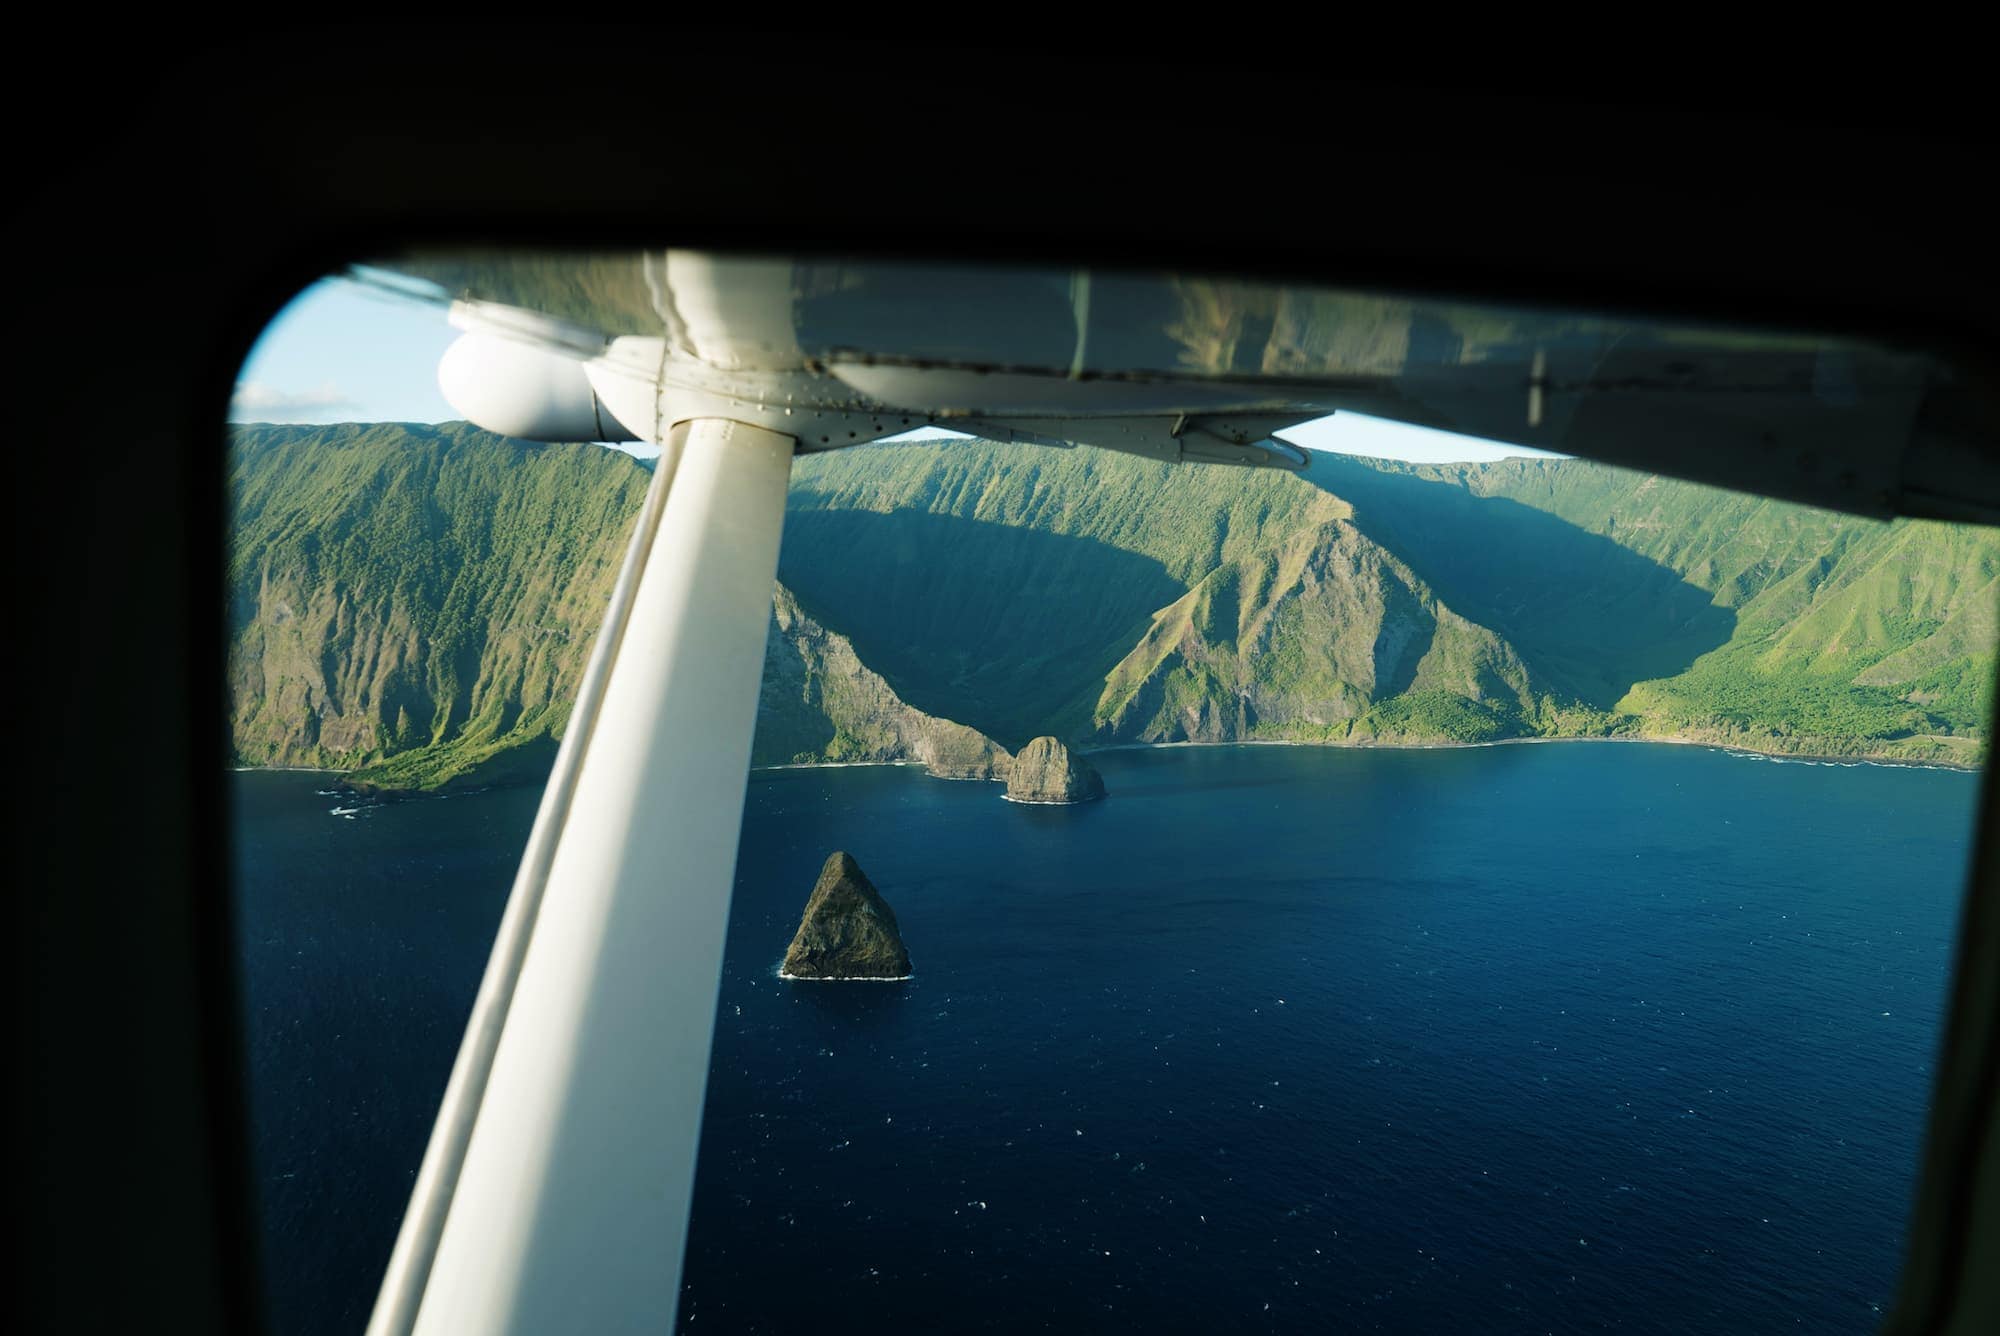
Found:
[380,250,1999,520]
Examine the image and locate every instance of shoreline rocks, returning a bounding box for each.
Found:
[780,852,913,981]
[1004,736,1106,805]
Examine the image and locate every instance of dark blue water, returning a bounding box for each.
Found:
[233,743,1981,1335]
[232,775,545,1335]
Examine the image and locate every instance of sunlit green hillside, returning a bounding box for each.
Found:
[227,425,1997,790]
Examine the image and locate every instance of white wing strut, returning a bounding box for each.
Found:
[369,418,795,1335]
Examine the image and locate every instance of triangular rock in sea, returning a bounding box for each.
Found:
[780,851,913,980]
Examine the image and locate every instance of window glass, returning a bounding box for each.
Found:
[230,257,1994,1334]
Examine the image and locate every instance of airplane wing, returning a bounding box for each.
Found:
[378,250,1999,521]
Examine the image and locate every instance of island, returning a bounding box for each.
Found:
[779,851,914,981]
[1004,736,1106,805]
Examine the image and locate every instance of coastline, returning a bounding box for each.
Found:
[1074,733,1983,774]
[751,759,1005,781]
[1000,793,1105,806]
[232,731,1984,794]
[753,759,928,772]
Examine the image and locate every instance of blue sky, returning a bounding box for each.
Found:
[233,276,460,424]
[233,274,1564,465]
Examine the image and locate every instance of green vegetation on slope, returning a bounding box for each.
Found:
[1330,454,1998,764]
[1298,454,1743,708]
[229,423,650,790]
[1091,518,1538,745]
[229,425,1008,791]
[756,585,1010,777]
[789,441,1995,766]
[781,441,1350,743]
[229,425,1997,791]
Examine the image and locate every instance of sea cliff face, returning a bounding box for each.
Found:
[1005,736,1106,804]
[780,852,912,980]
[229,425,1997,789]
[757,586,1012,778]
[227,423,649,792]
[227,426,1010,792]
[1092,519,1538,747]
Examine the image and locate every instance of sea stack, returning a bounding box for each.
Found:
[780,852,913,980]
[1004,736,1106,804]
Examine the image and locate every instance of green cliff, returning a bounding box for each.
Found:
[228,425,1997,789]
[784,441,1995,766]
[1306,454,1997,765]
[227,424,1006,791]
[756,585,1011,777]
[1093,518,1539,745]
[228,422,648,791]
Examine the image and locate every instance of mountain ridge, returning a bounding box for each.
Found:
[226,424,1996,789]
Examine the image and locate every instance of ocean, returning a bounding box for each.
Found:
[231,742,1981,1334]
